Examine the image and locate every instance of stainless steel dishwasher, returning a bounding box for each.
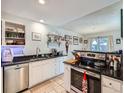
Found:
[4,63,29,93]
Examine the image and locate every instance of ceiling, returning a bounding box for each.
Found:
[2,0,121,27]
[62,1,122,34]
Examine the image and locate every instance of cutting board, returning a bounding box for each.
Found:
[65,59,78,64]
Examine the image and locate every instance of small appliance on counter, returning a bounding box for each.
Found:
[1,45,24,63]
[106,53,122,71]
[2,48,13,62]
[57,51,63,56]
[51,48,57,56]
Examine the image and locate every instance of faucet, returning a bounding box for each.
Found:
[36,47,40,58]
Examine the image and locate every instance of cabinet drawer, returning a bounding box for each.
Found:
[30,61,41,67]
[102,86,120,93]
[102,76,121,91]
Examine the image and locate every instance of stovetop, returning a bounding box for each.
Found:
[70,62,123,81]
[71,63,103,74]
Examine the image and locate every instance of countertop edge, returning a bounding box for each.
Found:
[1,55,67,67]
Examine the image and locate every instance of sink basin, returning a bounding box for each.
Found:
[29,58,46,61]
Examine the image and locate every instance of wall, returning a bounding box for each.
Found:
[83,31,123,51]
[1,12,83,57]
[81,2,123,52]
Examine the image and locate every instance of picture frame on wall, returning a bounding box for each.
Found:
[32,32,41,41]
[84,40,88,44]
[79,37,83,43]
[73,36,78,45]
[64,35,72,41]
[116,39,121,44]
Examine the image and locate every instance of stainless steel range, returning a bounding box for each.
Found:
[71,67,101,93]
[70,52,106,93]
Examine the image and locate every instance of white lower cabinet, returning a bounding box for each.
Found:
[54,59,60,75]
[60,60,64,73]
[102,86,120,93]
[43,59,56,80]
[54,56,68,75]
[101,75,123,93]
[59,56,67,74]
[29,60,56,88]
[64,64,70,92]
[1,67,3,93]
[29,61,44,88]
[29,57,67,88]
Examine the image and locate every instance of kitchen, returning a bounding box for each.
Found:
[1,0,123,93]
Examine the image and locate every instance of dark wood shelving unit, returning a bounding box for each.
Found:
[5,21,25,45]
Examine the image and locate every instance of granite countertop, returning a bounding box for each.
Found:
[101,68,123,81]
[63,61,123,81]
[2,55,67,67]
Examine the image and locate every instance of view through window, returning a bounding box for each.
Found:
[90,37,109,52]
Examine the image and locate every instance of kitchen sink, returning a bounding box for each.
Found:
[29,58,47,61]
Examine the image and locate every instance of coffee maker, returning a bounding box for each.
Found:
[106,53,122,71]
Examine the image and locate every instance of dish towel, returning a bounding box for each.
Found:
[82,71,88,93]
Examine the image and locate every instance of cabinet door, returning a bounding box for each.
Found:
[1,67,3,93]
[60,62,64,73]
[121,84,123,93]
[102,86,120,93]
[43,60,50,80]
[47,61,55,78]
[48,59,56,77]
[59,57,65,74]
[64,64,70,92]
[101,75,122,93]
[29,66,41,87]
[55,60,60,75]
[43,59,55,80]
[102,75,122,93]
[29,61,43,88]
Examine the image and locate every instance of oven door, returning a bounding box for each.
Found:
[88,75,101,93]
[71,68,101,93]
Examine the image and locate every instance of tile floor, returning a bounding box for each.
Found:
[23,74,67,93]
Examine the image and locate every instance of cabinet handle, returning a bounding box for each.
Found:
[15,67,21,70]
[109,83,112,85]
[66,67,68,70]
[103,85,107,87]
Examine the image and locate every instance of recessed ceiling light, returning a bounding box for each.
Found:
[39,0,45,5]
[40,19,44,23]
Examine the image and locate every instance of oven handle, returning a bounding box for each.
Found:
[86,71,100,79]
[71,67,100,79]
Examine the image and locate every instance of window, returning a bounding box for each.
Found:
[90,37,109,52]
